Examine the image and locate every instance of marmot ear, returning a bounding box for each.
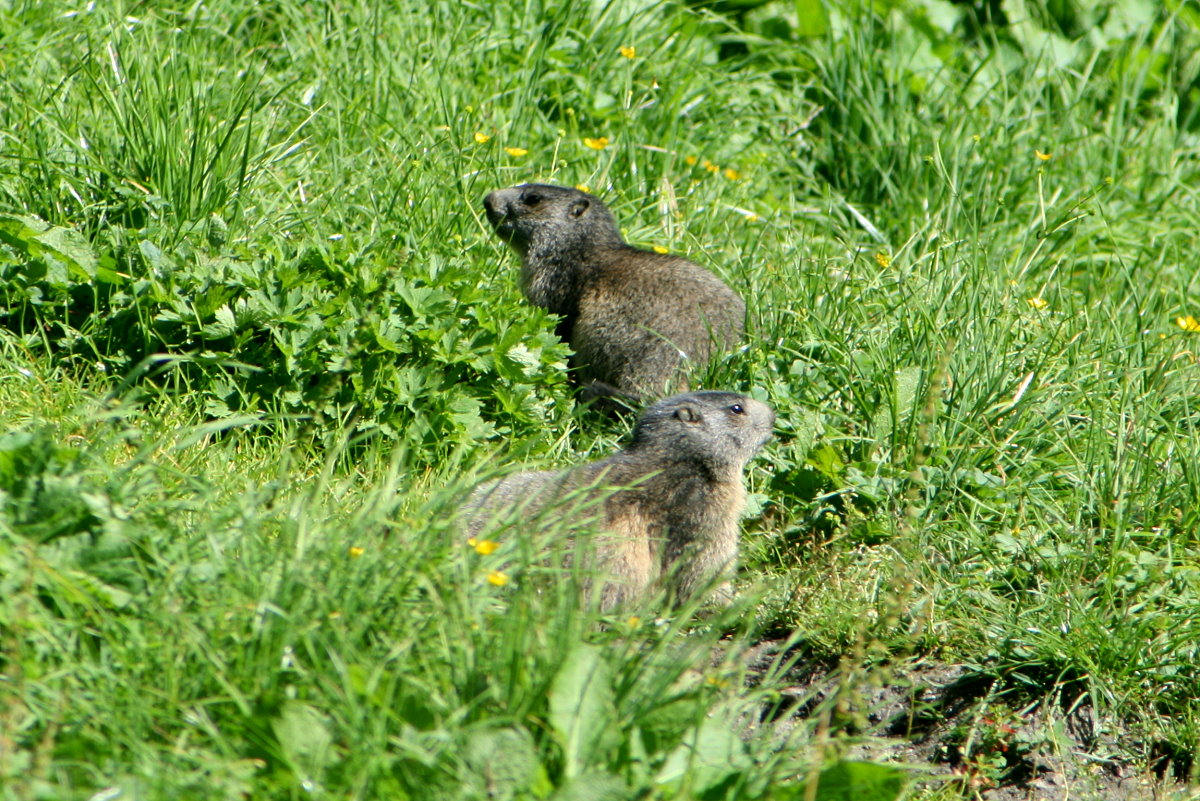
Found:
[568,198,590,218]
[674,405,702,424]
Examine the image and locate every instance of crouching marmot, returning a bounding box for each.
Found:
[464,391,774,610]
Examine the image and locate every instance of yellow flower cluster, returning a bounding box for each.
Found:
[471,132,528,157]
[1177,315,1200,332]
[680,155,741,181]
[467,538,509,587]
[467,537,499,555]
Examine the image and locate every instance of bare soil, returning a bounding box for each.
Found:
[739,640,1197,800]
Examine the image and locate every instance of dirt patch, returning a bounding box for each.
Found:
[738,641,1192,800]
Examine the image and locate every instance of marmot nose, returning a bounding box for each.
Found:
[483,191,506,217]
[483,192,512,228]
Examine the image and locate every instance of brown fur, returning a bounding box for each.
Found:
[483,184,746,403]
[463,391,774,610]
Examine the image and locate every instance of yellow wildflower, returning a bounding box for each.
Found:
[348,546,365,558]
[487,570,510,587]
[583,137,609,150]
[972,133,981,142]
[1035,150,1052,161]
[619,46,636,59]
[1176,315,1200,332]
[473,132,491,144]
[723,167,740,181]
[685,155,698,166]
[626,616,641,628]
[652,245,669,254]
[575,183,591,193]
[504,146,528,157]
[1027,297,1049,310]
[875,252,891,268]
[473,539,500,555]
[745,213,760,223]
[703,159,719,173]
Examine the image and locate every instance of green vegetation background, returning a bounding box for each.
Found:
[2,0,1199,798]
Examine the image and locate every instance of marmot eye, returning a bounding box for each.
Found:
[729,404,745,415]
[523,192,543,205]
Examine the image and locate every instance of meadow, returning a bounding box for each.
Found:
[2,0,1200,798]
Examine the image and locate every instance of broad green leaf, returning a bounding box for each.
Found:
[790,408,823,456]
[447,396,496,440]
[463,726,541,801]
[138,239,170,273]
[549,771,628,801]
[548,643,619,778]
[272,701,333,781]
[592,90,617,112]
[1002,0,1078,69]
[0,431,36,483]
[214,304,236,332]
[655,707,749,794]
[873,365,922,444]
[807,444,845,480]
[0,213,97,283]
[795,0,829,38]
[809,760,908,801]
[202,304,237,339]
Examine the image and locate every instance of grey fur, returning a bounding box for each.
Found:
[483,184,746,402]
[464,391,775,610]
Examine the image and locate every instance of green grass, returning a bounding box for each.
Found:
[3,0,1200,798]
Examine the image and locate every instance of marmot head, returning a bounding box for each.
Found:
[629,391,775,474]
[483,184,624,258]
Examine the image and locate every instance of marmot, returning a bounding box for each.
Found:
[483,184,746,403]
[464,391,774,610]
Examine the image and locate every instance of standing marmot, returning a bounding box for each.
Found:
[483,184,745,403]
[464,391,774,610]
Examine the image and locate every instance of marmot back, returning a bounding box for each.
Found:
[483,184,745,404]
[464,391,775,610]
